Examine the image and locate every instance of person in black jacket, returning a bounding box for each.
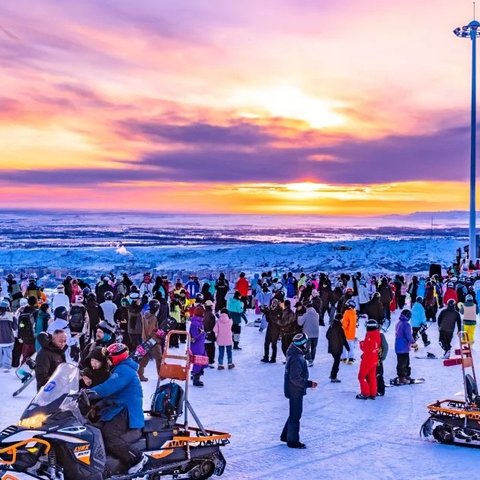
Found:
[281,333,317,449]
[203,300,216,367]
[80,346,110,388]
[278,300,298,358]
[35,330,67,391]
[438,299,462,358]
[80,321,115,368]
[214,273,230,312]
[326,314,350,382]
[364,293,384,324]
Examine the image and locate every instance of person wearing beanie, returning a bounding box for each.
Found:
[394,309,415,384]
[80,345,110,388]
[281,332,317,449]
[356,319,381,400]
[79,320,115,368]
[326,313,349,382]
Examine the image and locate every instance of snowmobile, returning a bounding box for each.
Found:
[0,330,230,479]
[421,331,480,447]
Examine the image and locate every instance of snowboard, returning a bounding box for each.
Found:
[13,353,37,397]
[132,317,178,362]
[387,377,425,387]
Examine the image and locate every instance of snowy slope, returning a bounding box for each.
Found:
[0,237,464,273]
[1,309,479,480]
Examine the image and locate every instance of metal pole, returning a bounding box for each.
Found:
[470,28,477,262]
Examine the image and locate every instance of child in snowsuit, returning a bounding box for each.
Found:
[190,307,206,387]
[356,319,381,399]
[326,313,349,382]
[411,297,430,347]
[394,309,415,384]
[213,309,234,370]
[341,300,357,364]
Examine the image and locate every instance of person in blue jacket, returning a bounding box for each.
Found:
[89,343,147,474]
[281,333,317,449]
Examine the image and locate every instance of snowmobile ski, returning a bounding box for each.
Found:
[387,377,425,386]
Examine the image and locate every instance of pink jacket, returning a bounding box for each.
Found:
[213,313,233,346]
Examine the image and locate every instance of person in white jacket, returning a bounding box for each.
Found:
[99,291,117,329]
[51,285,70,312]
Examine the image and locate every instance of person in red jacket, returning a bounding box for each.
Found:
[356,319,381,400]
[443,282,458,304]
[235,272,250,311]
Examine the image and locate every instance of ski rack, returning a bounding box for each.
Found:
[158,330,213,445]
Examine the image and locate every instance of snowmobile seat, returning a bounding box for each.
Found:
[143,417,174,449]
[465,374,478,403]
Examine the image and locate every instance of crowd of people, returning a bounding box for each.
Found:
[0,268,477,456]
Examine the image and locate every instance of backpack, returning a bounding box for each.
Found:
[151,382,184,418]
[69,305,85,333]
[18,311,35,343]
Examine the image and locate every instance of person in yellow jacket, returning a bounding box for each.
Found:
[458,295,479,344]
[341,300,358,364]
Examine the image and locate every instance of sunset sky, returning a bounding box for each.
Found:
[0,0,478,215]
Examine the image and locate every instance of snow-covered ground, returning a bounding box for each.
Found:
[1,308,479,479]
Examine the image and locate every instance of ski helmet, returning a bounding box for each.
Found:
[447,299,456,307]
[120,297,130,307]
[106,343,129,366]
[104,291,114,301]
[466,294,474,302]
[195,293,204,303]
[346,299,356,309]
[447,282,454,288]
[97,320,115,335]
[416,296,423,303]
[400,309,412,320]
[0,299,10,311]
[365,319,379,331]
[82,287,91,296]
[54,306,68,320]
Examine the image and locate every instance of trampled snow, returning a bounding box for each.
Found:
[1,309,479,480]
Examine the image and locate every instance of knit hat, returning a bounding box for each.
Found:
[86,346,108,363]
[204,300,214,307]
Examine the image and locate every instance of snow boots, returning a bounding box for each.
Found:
[192,374,204,387]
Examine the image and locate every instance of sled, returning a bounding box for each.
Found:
[421,331,480,447]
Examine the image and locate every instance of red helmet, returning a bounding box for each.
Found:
[106,343,129,366]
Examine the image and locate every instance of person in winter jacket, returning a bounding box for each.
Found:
[203,300,217,367]
[86,292,104,339]
[443,282,458,305]
[278,299,298,358]
[364,293,384,324]
[190,307,206,386]
[285,272,297,300]
[423,282,438,322]
[439,299,463,357]
[377,330,389,396]
[281,333,317,449]
[356,319,381,399]
[0,299,17,371]
[394,309,415,384]
[138,300,162,382]
[51,284,71,312]
[227,291,247,349]
[80,320,115,368]
[458,294,479,344]
[378,278,393,321]
[16,296,38,364]
[6,274,23,311]
[89,343,145,474]
[80,346,110,388]
[214,309,234,369]
[126,293,143,350]
[261,298,283,363]
[256,284,272,332]
[357,279,371,315]
[235,272,249,311]
[411,297,430,347]
[326,313,349,382]
[35,330,67,390]
[95,276,115,304]
[341,300,357,363]
[215,272,230,312]
[310,290,323,324]
[35,303,50,352]
[297,303,320,367]
[99,291,117,329]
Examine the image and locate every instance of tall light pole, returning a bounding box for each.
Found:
[454,17,480,262]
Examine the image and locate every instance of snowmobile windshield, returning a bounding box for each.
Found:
[21,363,79,421]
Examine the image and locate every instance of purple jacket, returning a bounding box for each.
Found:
[189,315,205,375]
[395,313,414,354]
